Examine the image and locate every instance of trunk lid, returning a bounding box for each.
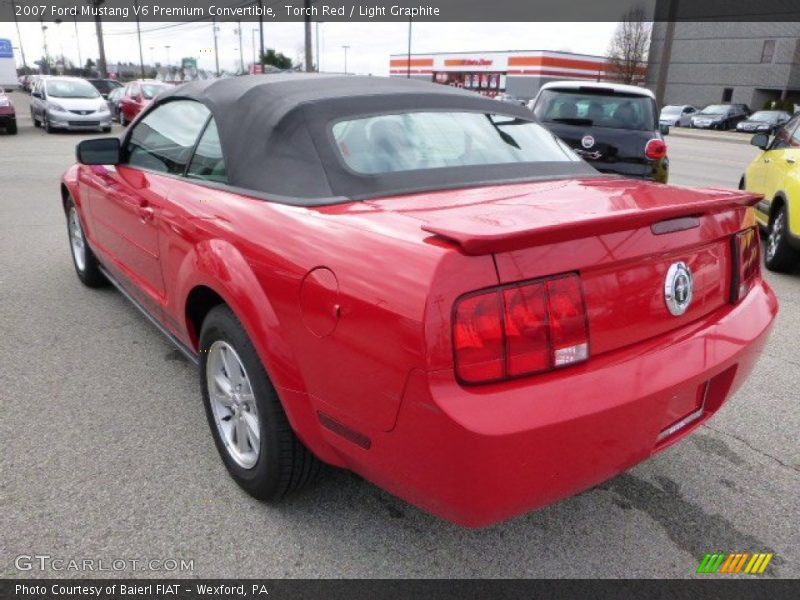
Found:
[363,177,760,357]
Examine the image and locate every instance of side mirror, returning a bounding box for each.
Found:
[76,137,121,165]
[31,91,41,98]
[132,95,142,102]
[750,133,769,150]
[659,123,670,136]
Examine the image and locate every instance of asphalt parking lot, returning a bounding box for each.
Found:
[1,92,798,579]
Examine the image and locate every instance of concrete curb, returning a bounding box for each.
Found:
[668,127,755,145]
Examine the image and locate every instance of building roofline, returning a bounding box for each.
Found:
[389,49,608,60]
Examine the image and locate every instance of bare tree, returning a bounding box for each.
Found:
[607,5,651,85]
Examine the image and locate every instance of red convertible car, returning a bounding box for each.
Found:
[62,75,777,527]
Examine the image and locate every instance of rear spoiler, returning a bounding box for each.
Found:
[421,191,762,256]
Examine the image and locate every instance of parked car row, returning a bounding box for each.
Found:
[659,102,793,133]
[21,75,172,133]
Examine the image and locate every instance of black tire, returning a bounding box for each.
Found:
[43,115,53,134]
[199,305,322,500]
[764,204,799,273]
[65,197,106,287]
[7,120,17,135]
[31,110,40,127]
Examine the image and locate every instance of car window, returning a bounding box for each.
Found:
[332,111,580,175]
[125,100,211,175]
[187,119,227,183]
[771,115,800,150]
[533,89,655,131]
[46,79,100,99]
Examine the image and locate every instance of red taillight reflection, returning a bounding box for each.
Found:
[503,283,549,376]
[453,291,505,382]
[645,139,667,160]
[731,227,760,303]
[453,273,589,384]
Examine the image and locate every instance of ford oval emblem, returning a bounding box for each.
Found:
[664,262,693,316]
[581,135,595,149]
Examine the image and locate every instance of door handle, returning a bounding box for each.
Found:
[763,158,771,163]
[137,204,155,221]
[787,157,797,164]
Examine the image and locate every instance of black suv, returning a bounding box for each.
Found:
[530,81,669,183]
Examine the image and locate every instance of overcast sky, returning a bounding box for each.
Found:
[0,21,618,75]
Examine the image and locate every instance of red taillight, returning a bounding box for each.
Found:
[645,138,667,160]
[731,227,760,303]
[453,290,505,382]
[453,273,589,384]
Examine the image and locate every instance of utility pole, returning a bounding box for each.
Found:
[237,21,244,74]
[212,17,220,77]
[257,0,265,62]
[92,1,108,78]
[134,0,145,78]
[654,0,678,108]
[303,0,313,71]
[11,0,28,70]
[342,45,349,75]
[406,17,412,78]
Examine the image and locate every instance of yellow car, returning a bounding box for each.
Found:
[742,113,800,272]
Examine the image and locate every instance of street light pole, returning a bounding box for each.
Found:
[11,0,28,70]
[237,21,244,74]
[406,17,412,79]
[134,0,145,78]
[342,45,349,75]
[73,16,82,73]
[212,17,220,77]
[40,20,50,74]
[251,29,257,69]
[315,22,321,72]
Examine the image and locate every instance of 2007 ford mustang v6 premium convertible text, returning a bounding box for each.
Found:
[61,75,777,526]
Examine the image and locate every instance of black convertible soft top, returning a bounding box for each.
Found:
[156,74,595,205]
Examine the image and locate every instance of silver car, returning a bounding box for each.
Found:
[659,104,697,127]
[30,77,112,133]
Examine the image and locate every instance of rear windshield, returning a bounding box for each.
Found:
[660,105,682,115]
[749,111,783,122]
[533,89,656,131]
[699,105,730,115]
[46,79,100,99]
[331,111,580,175]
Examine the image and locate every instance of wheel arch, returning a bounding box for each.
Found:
[177,241,343,466]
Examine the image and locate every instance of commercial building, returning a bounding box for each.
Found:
[389,50,640,101]
[647,23,800,109]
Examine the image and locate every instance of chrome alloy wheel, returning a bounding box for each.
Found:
[767,210,785,262]
[68,207,87,272]
[206,341,261,469]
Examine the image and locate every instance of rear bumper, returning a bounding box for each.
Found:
[327,280,777,527]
